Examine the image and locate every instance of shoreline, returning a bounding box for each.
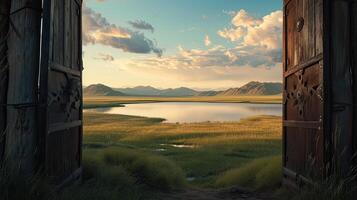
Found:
[83,96,282,109]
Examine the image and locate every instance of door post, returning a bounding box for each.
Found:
[0,0,11,164]
[5,0,42,175]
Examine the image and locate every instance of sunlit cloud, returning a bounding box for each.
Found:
[83,5,283,89]
[117,9,283,88]
[218,9,283,50]
[82,6,163,57]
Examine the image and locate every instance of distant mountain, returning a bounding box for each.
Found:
[115,86,199,97]
[196,91,221,96]
[218,82,282,96]
[84,84,126,96]
[160,87,198,97]
[115,86,162,96]
[84,82,283,97]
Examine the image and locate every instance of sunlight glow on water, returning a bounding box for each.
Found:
[87,102,282,123]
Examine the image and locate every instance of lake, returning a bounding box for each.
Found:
[86,102,282,123]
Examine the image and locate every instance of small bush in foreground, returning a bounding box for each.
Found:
[100,147,186,190]
[215,155,282,189]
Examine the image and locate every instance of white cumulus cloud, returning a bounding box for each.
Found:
[218,9,283,50]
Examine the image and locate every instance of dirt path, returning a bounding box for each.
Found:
[158,186,274,200]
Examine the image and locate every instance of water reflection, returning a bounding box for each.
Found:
[87,102,282,123]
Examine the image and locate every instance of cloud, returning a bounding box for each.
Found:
[82,6,163,57]
[131,44,280,71]
[94,53,114,62]
[218,9,283,50]
[125,58,282,86]
[120,10,283,87]
[204,35,211,46]
[128,20,154,33]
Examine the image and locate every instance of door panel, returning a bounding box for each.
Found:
[40,0,83,184]
[283,0,325,183]
[0,1,10,163]
[353,0,357,165]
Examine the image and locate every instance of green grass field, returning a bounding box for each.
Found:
[83,113,282,188]
[83,95,282,109]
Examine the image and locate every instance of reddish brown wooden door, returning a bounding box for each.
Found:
[283,0,325,186]
[40,0,83,186]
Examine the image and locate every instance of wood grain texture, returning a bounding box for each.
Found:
[40,0,83,184]
[351,1,357,165]
[330,0,353,176]
[283,0,325,183]
[5,0,42,174]
[0,0,11,163]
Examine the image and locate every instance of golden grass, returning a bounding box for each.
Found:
[84,113,282,187]
[83,95,282,109]
[84,114,281,146]
[215,156,282,189]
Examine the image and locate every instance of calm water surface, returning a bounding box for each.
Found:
[87,102,282,123]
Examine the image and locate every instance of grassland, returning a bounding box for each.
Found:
[83,95,282,109]
[83,113,282,188]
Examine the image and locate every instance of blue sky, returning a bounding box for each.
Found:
[83,0,283,90]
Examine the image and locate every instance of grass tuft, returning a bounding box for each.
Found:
[100,147,186,190]
[215,155,282,190]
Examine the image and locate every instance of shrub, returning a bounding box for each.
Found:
[99,147,186,190]
[215,155,282,189]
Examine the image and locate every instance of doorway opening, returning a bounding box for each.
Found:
[81,1,284,199]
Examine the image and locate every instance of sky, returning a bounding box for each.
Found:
[83,0,283,90]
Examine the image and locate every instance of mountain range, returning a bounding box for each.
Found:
[83,82,282,97]
[217,81,282,96]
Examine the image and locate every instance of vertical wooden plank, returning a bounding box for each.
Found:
[286,0,297,69]
[5,0,42,175]
[72,1,79,70]
[53,0,64,65]
[351,1,357,165]
[78,0,83,170]
[307,0,315,59]
[64,0,71,67]
[315,0,323,55]
[298,0,315,62]
[283,2,287,173]
[330,0,353,176]
[0,0,11,163]
[78,0,83,169]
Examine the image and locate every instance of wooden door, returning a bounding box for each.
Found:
[40,0,83,186]
[283,0,325,186]
[353,0,357,165]
[0,0,10,163]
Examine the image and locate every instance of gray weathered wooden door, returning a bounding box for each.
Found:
[283,0,325,186]
[40,0,83,185]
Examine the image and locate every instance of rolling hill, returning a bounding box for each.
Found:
[217,82,282,96]
[115,86,199,97]
[83,84,126,96]
[84,82,282,97]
